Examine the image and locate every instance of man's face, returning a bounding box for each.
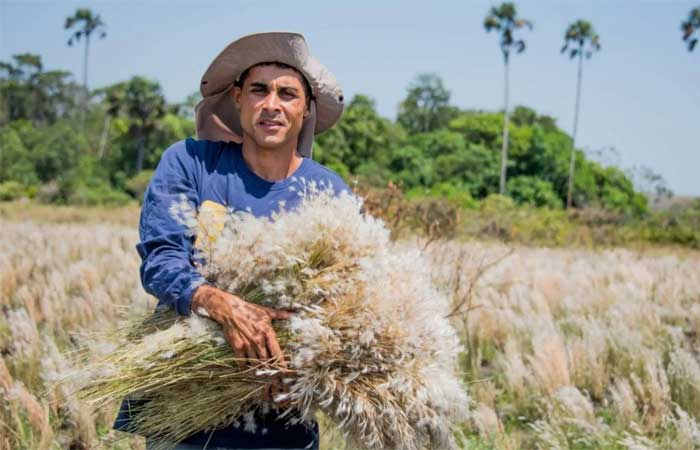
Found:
[233,64,309,151]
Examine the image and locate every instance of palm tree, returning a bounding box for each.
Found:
[561,20,601,209]
[681,7,700,51]
[64,8,107,90]
[397,73,456,134]
[0,53,77,125]
[484,3,533,195]
[103,77,166,172]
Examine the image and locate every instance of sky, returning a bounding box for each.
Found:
[1,0,698,195]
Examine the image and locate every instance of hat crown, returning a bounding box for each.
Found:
[200,32,308,97]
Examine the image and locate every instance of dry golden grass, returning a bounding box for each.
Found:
[2,203,700,449]
[0,214,151,450]
[425,239,700,449]
[0,200,140,227]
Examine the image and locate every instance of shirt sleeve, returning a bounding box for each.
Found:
[136,140,206,316]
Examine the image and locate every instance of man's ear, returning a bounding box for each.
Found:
[231,86,241,110]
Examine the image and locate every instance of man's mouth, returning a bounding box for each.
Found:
[258,119,284,130]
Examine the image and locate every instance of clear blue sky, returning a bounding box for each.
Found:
[2,0,698,195]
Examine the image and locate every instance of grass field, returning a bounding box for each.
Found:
[1,203,700,449]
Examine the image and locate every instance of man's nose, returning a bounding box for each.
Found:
[262,91,281,111]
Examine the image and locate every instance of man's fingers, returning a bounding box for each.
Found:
[244,345,259,369]
[226,326,256,371]
[233,323,258,367]
[262,306,294,321]
[255,336,270,362]
[265,331,286,367]
[225,327,247,360]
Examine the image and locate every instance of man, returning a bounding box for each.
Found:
[114,32,349,450]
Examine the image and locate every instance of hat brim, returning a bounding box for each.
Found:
[194,32,343,157]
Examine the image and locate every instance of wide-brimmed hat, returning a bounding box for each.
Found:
[194,32,344,158]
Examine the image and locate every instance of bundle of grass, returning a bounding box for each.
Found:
[77,187,469,450]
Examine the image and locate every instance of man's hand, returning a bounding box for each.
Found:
[191,284,293,402]
[191,284,291,366]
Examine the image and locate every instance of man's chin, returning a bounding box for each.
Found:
[253,135,289,150]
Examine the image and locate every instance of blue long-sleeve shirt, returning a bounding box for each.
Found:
[114,137,349,449]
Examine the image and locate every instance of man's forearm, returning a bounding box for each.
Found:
[138,246,207,316]
[136,140,207,317]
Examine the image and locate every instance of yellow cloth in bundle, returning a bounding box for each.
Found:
[194,200,228,247]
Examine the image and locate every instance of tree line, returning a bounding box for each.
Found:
[1,5,697,214]
[482,3,697,209]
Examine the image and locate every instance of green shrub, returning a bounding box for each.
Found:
[0,181,27,201]
[325,162,351,181]
[507,175,563,209]
[0,127,38,186]
[68,183,132,206]
[640,201,700,248]
[465,201,574,245]
[480,194,516,213]
[406,182,479,209]
[125,170,155,201]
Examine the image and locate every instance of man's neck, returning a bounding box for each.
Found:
[240,135,303,182]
